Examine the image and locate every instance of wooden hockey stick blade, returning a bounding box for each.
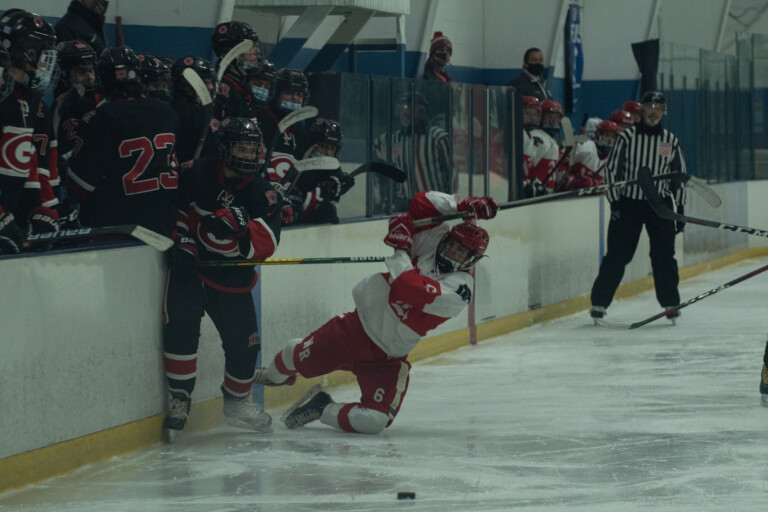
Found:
[638,167,768,238]
[280,384,322,424]
[182,68,212,106]
[196,255,386,267]
[24,225,173,251]
[294,156,339,172]
[595,262,768,329]
[560,117,575,148]
[216,39,253,86]
[348,162,407,183]
[412,171,686,228]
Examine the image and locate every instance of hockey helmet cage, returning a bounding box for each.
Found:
[435,220,490,274]
[216,117,267,177]
[271,68,309,111]
[0,9,57,93]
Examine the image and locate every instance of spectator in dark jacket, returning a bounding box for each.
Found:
[54,0,108,56]
[507,47,552,101]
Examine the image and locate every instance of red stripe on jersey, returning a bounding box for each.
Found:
[274,351,298,377]
[242,218,278,259]
[223,374,253,395]
[408,191,444,229]
[388,269,448,336]
[165,355,197,378]
[337,403,357,433]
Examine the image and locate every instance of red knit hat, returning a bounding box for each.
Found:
[430,31,452,55]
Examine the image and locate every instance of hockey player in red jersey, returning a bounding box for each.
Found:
[0,9,61,254]
[561,120,619,190]
[162,117,283,440]
[521,96,558,197]
[67,46,180,238]
[253,191,499,434]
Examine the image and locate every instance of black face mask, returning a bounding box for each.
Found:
[527,63,544,76]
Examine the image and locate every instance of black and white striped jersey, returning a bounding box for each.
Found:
[603,124,687,204]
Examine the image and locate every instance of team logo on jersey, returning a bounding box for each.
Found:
[265,189,278,205]
[390,299,412,321]
[248,332,261,347]
[0,126,34,178]
[217,189,235,208]
[220,82,230,98]
[456,284,472,303]
[659,142,672,157]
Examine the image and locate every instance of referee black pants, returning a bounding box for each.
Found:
[591,197,680,309]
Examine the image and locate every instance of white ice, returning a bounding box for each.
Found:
[2,257,768,511]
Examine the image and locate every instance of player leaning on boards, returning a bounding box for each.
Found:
[254,192,499,433]
[162,117,283,441]
[590,91,686,324]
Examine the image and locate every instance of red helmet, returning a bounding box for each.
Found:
[436,221,490,273]
[610,109,633,127]
[540,100,564,116]
[597,120,620,134]
[622,100,641,114]
[522,95,541,109]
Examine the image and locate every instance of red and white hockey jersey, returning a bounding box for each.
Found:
[561,140,605,190]
[352,191,473,357]
[523,128,559,191]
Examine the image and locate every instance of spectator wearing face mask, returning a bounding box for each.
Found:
[422,31,452,82]
[507,47,552,101]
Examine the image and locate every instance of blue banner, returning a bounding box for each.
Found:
[565,3,583,112]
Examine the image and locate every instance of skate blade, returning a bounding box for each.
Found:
[224,418,273,433]
[761,394,768,407]
[280,384,322,424]
[163,428,183,444]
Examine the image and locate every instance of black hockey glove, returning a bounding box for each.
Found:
[318,176,342,202]
[27,207,60,236]
[56,199,81,230]
[171,235,199,269]
[338,172,355,196]
[0,211,25,254]
[314,202,340,224]
[202,206,250,239]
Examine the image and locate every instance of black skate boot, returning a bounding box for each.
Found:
[163,390,191,443]
[281,385,333,429]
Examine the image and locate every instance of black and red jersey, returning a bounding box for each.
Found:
[177,157,282,292]
[67,97,180,238]
[54,86,103,182]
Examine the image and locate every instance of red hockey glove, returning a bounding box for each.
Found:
[202,206,249,239]
[0,211,25,254]
[383,213,414,253]
[458,196,500,220]
[281,203,295,225]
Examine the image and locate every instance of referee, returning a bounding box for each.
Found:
[590,91,687,322]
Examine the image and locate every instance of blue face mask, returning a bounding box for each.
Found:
[280,100,301,112]
[251,86,269,103]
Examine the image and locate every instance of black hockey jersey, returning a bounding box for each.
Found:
[177,157,282,292]
[254,106,309,183]
[171,98,208,165]
[67,97,180,238]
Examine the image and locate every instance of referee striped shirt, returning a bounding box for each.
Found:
[603,124,687,204]
[390,125,452,193]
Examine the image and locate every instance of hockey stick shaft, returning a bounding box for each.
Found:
[599,262,768,329]
[412,172,686,227]
[348,162,407,182]
[25,225,173,251]
[195,255,386,267]
[263,106,319,167]
[638,168,768,239]
[182,68,214,160]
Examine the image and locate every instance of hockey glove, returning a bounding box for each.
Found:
[458,196,500,220]
[171,235,199,268]
[319,176,342,202]
[0,211,25,254]
[383,212,414,253]
[202,206,250,240]
[56,199,81,230]
[281,203,295,225]
[338,172,355,196]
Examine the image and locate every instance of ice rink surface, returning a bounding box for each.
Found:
[2,257,768,511]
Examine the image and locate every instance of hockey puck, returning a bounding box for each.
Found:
[397,492,416,500]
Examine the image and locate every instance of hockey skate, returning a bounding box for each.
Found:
[253,366,296,387]
[281,384,333,429]
[163,390,191,443]
[760,364,768,407]
[590,306,606,325]
[665,306,681,325]
[221,386,273,433]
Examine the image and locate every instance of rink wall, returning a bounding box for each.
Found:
[2,179,768,492]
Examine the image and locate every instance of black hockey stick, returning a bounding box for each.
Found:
[196,255,386,267]
[263,105,319,168]
[638,167,767,238]
[182,68,214,159]
[276,156,341,197]
[24,225,173,251]
[348,162,407,183]
[595,262,768,329]
[411,171,686,228]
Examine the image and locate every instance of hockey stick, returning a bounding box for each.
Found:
[277,156,340,197]
[215,39,253,94]
[196,255,385,267]
[411,171,686,227]
[595,262,768,329]
[538,117,577,192]
[638,167,767,239]
[263,105,319,169]
[182,68,215,159]
[348,162,407,183]
[24,225,174,251]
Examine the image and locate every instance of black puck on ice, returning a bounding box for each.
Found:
[397,491,416,500]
